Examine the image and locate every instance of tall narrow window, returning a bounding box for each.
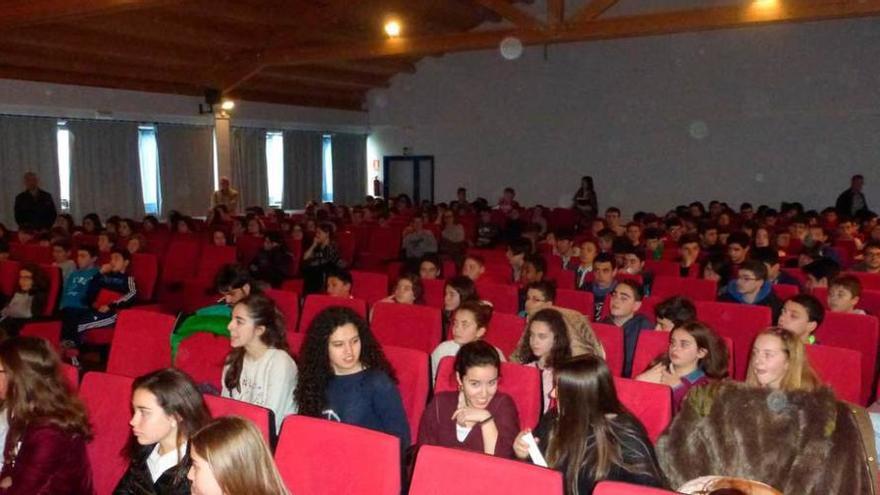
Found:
[266,131,284,207]
[138,125,161,215]
[322,134,333,202]
[56,122,71,211]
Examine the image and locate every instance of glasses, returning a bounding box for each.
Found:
[737,275,759,282]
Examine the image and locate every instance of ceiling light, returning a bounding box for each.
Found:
[221,100,235,111]
[384,20,401,38]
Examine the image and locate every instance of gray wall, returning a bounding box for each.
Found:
[367,17,880,214]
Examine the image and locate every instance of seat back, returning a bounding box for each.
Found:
[0,260,20,298]
[644,260,680,277]
[651,275,717,301]
[235,234,264,265]
[555,288,594,318]
[265,288,300,336]
[174,332,230,392]
[80,372,135,495]
[11,243,52,264]
[695,301,772,379]
[275,415,401,495]
[815,312,879,404]
[630,331,736,379]
[547,269,576,291]
[160,239,200,284]
[38,263,61,316]
[131,252,158,302]
[422,278,445,308]
[435,357,541,430]
[106,309,176,378]
[847,271,880,291]
[299,295,368,333]
[771,283,800,301]
[613,377,672,443]
[591,322,624,376]
[371,302,441,355]
[483,312,526,358]
[410,445,563,495]
[475,281,519,314]
[20,320,62,354]
[351,270,390,306]
[384,344,430,443]
[812,287,880,316]
[203,394,273,442]
[196,245,237,282]
[805,344,861,403]
[594,481,679,494]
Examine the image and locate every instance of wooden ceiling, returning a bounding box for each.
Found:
[0,0,878,111]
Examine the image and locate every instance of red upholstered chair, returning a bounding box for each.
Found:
[548,269,576,291]
[476,281,519,315]
[592,322,624,376]
[815,312,879,405]
[130,252,158,302]
[422,278,445,308]
[275,415,401,495]
[805,344,861,404]
[651,275,717,302]
[384,344,430,443]
[351,270,390,306]
[410,445,563,495]
[196,245,237,281]
[812,287,880,316]
[235,234,264,265]
[644,260,681,277]
[595,481,679,494]
[106,309,176,378]
[12,243,52,264]
[298,295,368,333]
[371,302,441,355]
[265,288,300,335]
[288,331,305,356]
[630,330,736,379]
[159,239,200,286]
[61,362,79,391]
[174,332,230,392]
[336,229,356,266]
[483,311,525,358]
[613,377,673,443]
[281,278,304,296]
[435,357,542,430]
[555,289,594,318]
[847,271,880,291]
[203,394,273,442]
[636,295,663,320]
[781,268,809,287]
[772,283,800,301]
[0,260,20,298]
[39,263,61,316]
[80,372,135,495]
[20,320,62,354]
[695,301,772,380]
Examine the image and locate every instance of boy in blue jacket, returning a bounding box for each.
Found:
[72,248,137,343]
[60,245,100,345]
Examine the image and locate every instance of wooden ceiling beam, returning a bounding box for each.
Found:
[259,67,391,89]
[80,13,264,48]
[256,0,880,66]
[473,0,546,30]
[548,0,565,26]
[569,0,619,24]
[0,64,204,96]
[0,0,187,29]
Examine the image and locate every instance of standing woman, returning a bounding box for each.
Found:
[301,222,344,295]
[573,176,599,220]
[514,355,665,495]
[0,337,93,494]
[114,368,211,495]
[295,307,410,450]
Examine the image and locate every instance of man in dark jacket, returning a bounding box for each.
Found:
[718,259,782,321]
[835,174,869,218]
[13,172,56,230]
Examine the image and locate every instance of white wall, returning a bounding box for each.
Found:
[367,17,880,215]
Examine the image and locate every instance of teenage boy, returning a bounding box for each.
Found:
[60,245,101,346]
[522,280,555,318]
[326,267,354,298]
[506,238,531,284]
[575,239,598,290]
[827,275,867,315]
[73,248,138,342]
[475,209,500,248]
[518,254,547,313]
[752,247,801,288]
[599,280,653,378]
[580,253,617,320]
[554,230,579,271]
[718,259,782,320]
[802,258,841,291]
[677,233,702,278]
[726,232,752,272]
[605,207,625,236]
[51,239,76,281]
[461,254,487,282]
[852,241,880,274]
[777,294,825,344]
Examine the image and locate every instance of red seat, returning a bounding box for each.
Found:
[159,239,200,285]
[644,260,681,277]
[555,288,594,318]
[351,270,389,306]
[336,229,356,266]
[805,344,861,404]
[636,295,663,320]
[651,275,717,301]
[106,309,176,378]
[131,253,158,302]
[772,283,800,300]
[547,269,576,291]
[180,278,220,313]
[781,267,808,286]
[371,302,441,355]
[442,259,457,279]
[174,332,230,392]
[483,312,525,358]
[20,320,62,354]
[813,287,880,316]
[39,263,60,316]
[475,281,519,315]
[435,357,541,430]
[695,301,772,380]
[11,243,52,264]
[195,245,237,282]
[595,481,679,494]
[631,330,735,379]
[384,344,430,443]
[357,226,401,268]
[288,332,305,356]
[847,271,880,291]
[235,234,264,265]
[613,377,672,443]
[299,295,368,333]
[815,312,879,405]
[281,278,304,296]
[410,445,562,495]
[275,415,401,495]
[203,394,272,442]
[482,262,513,284]
[265,288,300,336]
[422,278,445,308]
[0,260,19,298]
[592,322,624,376]
[80,372,135,495]
[61,362,79,391]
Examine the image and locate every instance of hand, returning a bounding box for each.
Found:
[513,429,536,460]
[98,305,111,313]
[451,406,491,427]
[100,263,112,274]
[659,365,680,386]
[635,363,664,383]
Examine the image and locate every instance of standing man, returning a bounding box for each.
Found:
[211,176,240,214]
[14,172,56,230]
[836,174,868,217]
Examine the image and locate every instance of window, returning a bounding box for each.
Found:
[266,131,284,207]
[322,134,333,202]
[138,126,161,215]
[56,122,70,211]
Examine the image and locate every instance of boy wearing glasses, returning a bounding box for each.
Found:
[719,259,782,321]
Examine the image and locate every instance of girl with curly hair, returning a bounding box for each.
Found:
[512,308,572,413]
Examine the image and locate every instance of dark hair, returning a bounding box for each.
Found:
[556,229,574,241]
[751,246,780,266]
[215,264,258,294]
[726,232,751,249]
[394,272,424,304]
[507,238,532,257]
[614,279,644,301]
[456,300,493,329]
[678,233,701,247]
[418,253,442,276]
[648,321,729,379]
[295,307,395,417]
[77,244,99,258]
[802,258,841,284]
[515,308,571,368]
[445,276,478,304]
[523,253,547,275]
[739,259,767,281]
[785,294,825,326]
[83,213,103,231]
[654,296,697,327]
[605,207,621,215]
[326,267,353,287]
[526,280,557,304]
[51,239,72,252]
[264,231,287,252]
[593,252,615,267]
[454,340,502,379]
[224,294,289,392]
[111,247,132,263]
[830,274,862,299]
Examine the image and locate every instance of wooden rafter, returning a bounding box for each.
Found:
[569,0,619,25]
[473,0,545,30]
[548,0,565,26]
[0,64,204,96]
[0,0,187,29]
[255,0,880,66]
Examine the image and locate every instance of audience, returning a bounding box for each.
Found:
[718,259,782,320]
[746,327,821,391]
[69,248,137,346]
[380,273,423,305]
[653,296,697,332]
[512,308,572,412]
[827,275,866,314]
[0,263,48,337]
[301,222,343,295]
[325,267,354,298]
[776,294,825,345]
[431,301,504,381]
[249,231,292,288]
[580,252,618,319]
[442,275,479,333]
